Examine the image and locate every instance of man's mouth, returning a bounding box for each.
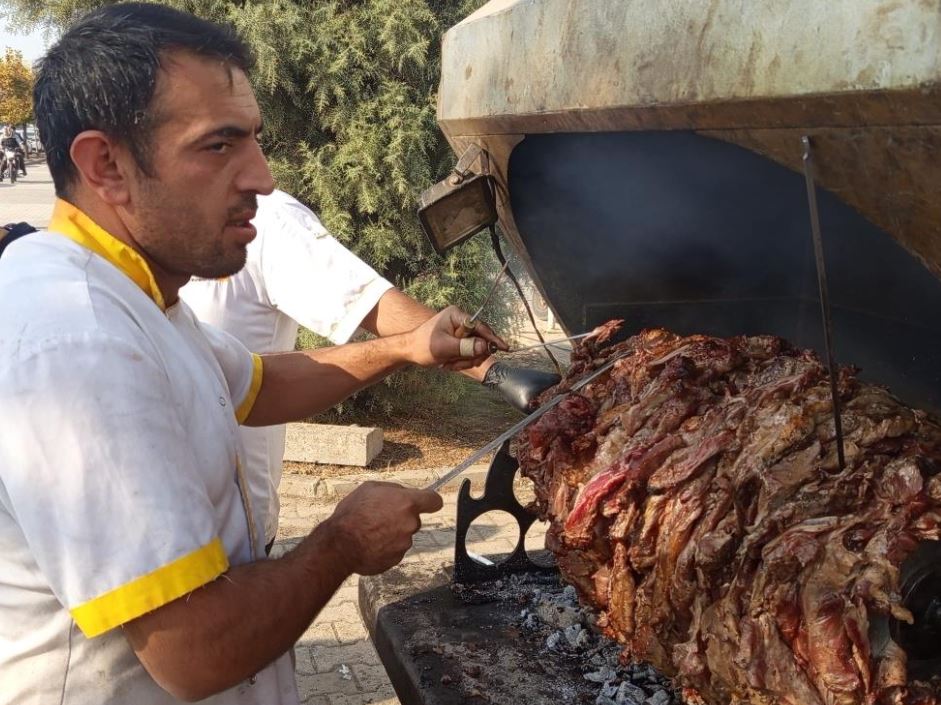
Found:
[226,211,258,243]
[228,210,257,228]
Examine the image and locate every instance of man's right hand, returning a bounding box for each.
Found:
[324,481,443,575]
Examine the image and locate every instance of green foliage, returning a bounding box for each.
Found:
[3,0,508,417]
[1,0,99,28]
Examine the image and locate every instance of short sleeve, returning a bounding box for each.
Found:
[196,320,264,423]
[0,333,228,637]
[256,198,394,344]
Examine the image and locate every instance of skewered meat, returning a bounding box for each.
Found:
[516,327,941,705]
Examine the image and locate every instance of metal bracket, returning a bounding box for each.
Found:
[453,439,554,583]
[450,143,490,184]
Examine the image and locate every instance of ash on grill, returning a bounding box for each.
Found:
[444,572,682,705]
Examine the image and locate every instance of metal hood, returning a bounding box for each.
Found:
[436,0,941,412]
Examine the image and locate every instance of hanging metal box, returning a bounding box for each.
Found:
[417,144,498,255]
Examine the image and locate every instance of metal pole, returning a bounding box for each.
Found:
[801,136,846,471]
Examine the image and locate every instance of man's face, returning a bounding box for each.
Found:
[124,51,274,280]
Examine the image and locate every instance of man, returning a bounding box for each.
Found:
[180,190,560,547]
[0,221,36,258]
[0,125,26,177]
[0,5,504,704]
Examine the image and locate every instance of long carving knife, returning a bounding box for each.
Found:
[425,352,628,492]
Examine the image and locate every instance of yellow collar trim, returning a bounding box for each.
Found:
[49,199,166,310]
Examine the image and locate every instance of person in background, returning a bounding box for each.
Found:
[0,5,506,704]
[1,125,27,176]
[0,221,37,258]
[181,190,561,548]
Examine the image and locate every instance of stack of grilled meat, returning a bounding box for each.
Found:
[516,326,941,705]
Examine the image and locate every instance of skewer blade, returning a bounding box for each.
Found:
[508,331,594,354]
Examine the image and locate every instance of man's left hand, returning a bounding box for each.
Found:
[406,305,508,371]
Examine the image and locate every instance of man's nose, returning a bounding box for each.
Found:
[238,140,275,196]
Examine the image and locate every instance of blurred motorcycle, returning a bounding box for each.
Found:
[0,146,18,184]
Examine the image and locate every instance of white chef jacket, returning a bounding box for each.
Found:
[0,200,298,705]
[180,190,393,542]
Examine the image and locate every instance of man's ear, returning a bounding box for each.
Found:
[69,130,134,206]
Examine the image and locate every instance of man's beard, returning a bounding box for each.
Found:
[190,243,248,279]
[133,182,256,280]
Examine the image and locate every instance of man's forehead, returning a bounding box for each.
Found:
[153,51,260,131]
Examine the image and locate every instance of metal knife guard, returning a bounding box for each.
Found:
[453,439,555,583]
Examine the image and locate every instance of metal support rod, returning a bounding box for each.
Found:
[801,136,846,471]
[489,226,564,375]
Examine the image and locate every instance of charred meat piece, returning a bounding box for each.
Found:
[516,328,941,705]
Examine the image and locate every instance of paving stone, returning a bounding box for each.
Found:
[331,585,360,604]
[299,667,364,697]
[310,639,379,674]
[328,601,369,644]
[328,693,399,705]
[332,619,368,644]
[294,645,317,675]
[301,619,342,646]
[350,664,394,693]
[298,691,331,705]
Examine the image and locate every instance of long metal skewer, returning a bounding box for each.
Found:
[425,352,629,491]
[507,331,594,354]
[801,135,846,471]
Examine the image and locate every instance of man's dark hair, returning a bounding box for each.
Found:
[34,3,254,196]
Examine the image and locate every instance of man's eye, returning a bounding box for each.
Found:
[208,142,232,153]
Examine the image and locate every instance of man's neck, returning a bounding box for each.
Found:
[66,194,187,306]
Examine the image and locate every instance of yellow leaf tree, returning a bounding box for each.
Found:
[0,48,33,126]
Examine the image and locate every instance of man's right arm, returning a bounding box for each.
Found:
[244,305,501,427]
[124,481,442,701]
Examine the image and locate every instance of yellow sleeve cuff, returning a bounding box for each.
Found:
[70,538,229,638]
[236,353,264,424]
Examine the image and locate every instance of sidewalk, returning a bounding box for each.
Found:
[0,157,55,228]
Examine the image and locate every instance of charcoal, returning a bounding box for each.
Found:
[644,691,670,705]
[616,682,646,703]
[584,665,617,684]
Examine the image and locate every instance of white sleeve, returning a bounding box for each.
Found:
[196,319,264,423]
[256,199,394,344]
[0,333,227,638]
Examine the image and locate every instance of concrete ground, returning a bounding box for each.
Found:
[1,165,552,704]
[0,157,55,227]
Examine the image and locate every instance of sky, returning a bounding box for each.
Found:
[0,23,54,66]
